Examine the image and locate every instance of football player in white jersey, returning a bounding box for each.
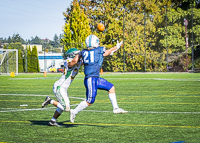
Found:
[41,48,82,126]
[68,35,128,123]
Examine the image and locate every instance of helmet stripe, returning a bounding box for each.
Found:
[89,35,92,47]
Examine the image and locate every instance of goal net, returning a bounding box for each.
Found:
[0,49,18,75]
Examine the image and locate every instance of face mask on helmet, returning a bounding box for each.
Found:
[65,48,80,59]
[85,35,99,49]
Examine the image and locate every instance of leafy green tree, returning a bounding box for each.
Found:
[9,42,24,51]
[62,0,91,51]
[68,0,200,71]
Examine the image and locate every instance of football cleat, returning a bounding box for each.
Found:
[48,120,60,127]
[42,96,51,108]
[70,109,76,123]
[113,108,128,114]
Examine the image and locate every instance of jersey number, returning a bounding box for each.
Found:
[83,51,94,63]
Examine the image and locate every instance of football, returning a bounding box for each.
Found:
[97,23,105,32]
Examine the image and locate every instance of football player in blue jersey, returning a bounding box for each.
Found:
[68,35,128,123]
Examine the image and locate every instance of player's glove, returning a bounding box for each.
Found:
[110,40,123,55]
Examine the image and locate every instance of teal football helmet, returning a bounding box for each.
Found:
[65,48,80,59]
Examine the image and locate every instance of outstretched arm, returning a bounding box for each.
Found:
[103,40,123,57]
[68,54,80,67]
[103,47,118,57]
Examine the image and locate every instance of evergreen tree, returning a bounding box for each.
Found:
[7,36,12,44]
[31,36,42,44]
[3,45,7,49]
[62,0,91,51]
[27,46,32,72]
[32,46,40,72]
[18,49,24,72]
[11,34,23,43]
[53,34,60,48]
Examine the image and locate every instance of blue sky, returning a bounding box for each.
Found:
[0,0,73,41]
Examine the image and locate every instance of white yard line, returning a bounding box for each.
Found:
[0,104,79,113]
[0,94,85,100]
[0,94,199,114]
[1,108,200,114]
[8,77,200,81]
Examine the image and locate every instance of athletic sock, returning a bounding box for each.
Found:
[73,100,88,115]
[57,102,64,110]
[56,102,64,114]
[51,117,56,122]
[50,100,55,105]
[109,93,119,109]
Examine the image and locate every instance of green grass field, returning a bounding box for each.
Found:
[0,72,200,143]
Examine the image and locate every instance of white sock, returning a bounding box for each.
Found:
[109,93,119,109]
[57,102,64,110]
[73,100,88,115]
[50,100,55,105]
[51,117,56,122]
[55,102,64,114]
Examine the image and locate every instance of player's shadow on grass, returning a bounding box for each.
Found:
[30,120,110,128]
[29,120,76,128]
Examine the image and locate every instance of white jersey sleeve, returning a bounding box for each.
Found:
[64,60,68,70]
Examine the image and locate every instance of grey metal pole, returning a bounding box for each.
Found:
[192,6,194,71]
[44,38,47,72]
[7,44,9,73]
[144,11,146,72]
[123,10,125,73]
[166,6,168,72]
[16,49,18,75]
[184,19,188,72]
[26,45,27,73]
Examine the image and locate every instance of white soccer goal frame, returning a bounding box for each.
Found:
[0,49,18,75]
